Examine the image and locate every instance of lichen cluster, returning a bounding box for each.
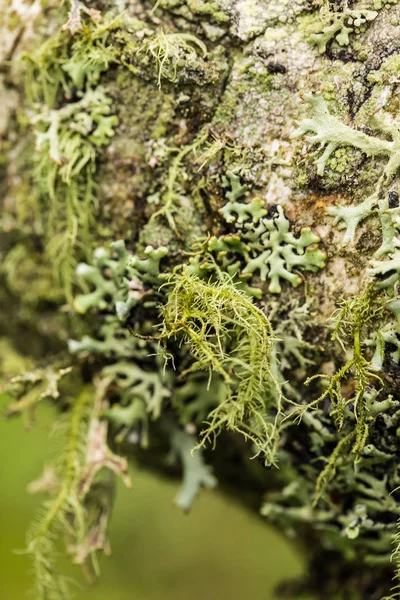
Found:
[5,0,400,599]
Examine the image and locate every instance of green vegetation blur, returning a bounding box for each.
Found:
[0,400,305,600]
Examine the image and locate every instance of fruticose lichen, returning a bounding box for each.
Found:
[7,0,400,598]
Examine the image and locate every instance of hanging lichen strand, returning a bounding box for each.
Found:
[160,269,282,463]
[26,387,93,600]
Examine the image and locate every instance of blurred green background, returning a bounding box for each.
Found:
[0,400,305,600]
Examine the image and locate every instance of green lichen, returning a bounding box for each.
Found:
[216,170,326,293]
[189,187,325,295]
[241,205,326,294]
[160,268,282,463]
[27,386,94,600]
[269,299,318,400]
[170,429,217,511]
[288,285,389,505]
[369,215,400,287]
[137,31,208,88]
[3,365,72,426]
[294,94,400,180]
[172,373,227,427]
[72,240,168,316]
[101,362,171,421]
[307,8,377,54]
[186,234,261,299]
[69,241,171,446]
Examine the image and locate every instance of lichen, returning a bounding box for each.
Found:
[160,268,282,463]
[137,31,208,88]
[241,205,326,294]
[294,93,400,180]
[72,240,168,316]
[170,429,217,511]
[306,8,378,54]
[8,0,400,597]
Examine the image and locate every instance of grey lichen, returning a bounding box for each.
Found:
[170,429,217,511]
[241,205,326,294]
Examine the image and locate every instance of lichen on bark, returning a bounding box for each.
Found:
[4,0,400,599]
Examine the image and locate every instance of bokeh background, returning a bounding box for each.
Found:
[0,396,306,600]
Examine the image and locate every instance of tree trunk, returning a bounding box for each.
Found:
[2,0,400,598]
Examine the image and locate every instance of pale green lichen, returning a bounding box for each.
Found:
[241,205,326,294]
[137,31,208,88]
[172,373,227,427]
[3,366,72,426]
[307,9,378,54]
[101,362,171,421]
[294,94,400,180]
[69,241,171,447]
[73,240,168,316]
[221,195,267,224]
[169,429,217,511]
[218,172,325,293]
[269,299,318,400]
[160,268,282,463]
[369,215,400,287]
[186,234,262,299]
